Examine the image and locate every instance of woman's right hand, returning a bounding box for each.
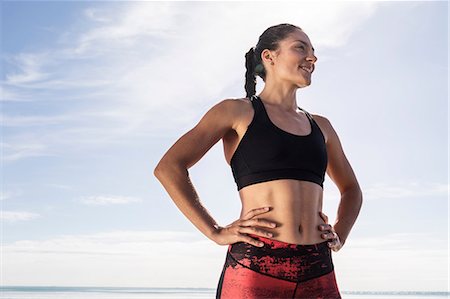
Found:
[212,206,277,247]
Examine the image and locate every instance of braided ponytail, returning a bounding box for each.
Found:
[244,47,257,99]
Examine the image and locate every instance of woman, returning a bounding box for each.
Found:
[154,23,363,299]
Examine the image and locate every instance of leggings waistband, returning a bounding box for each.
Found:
[227,233,334,283]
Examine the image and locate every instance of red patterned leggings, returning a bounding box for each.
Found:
[216,233,342,299]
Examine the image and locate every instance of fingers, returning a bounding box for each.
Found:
[240,218,277,229]
[317,213,342,252]
[328,238,339,251]
[241,234,265,247]
[327,237,337,246]
[237,226,273,238]
[320,231,338,241]
[318,223,333,231]
[242,206,271,220]
[235,207,277,247]
[215,226,265,247]
[318,211,328,223]
[321,232,332,239]
[216,207,275,247]
[329,237,342,252]
[319,229,342,252]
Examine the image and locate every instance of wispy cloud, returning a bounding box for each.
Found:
[4,52,50,85]
[0,189,23,201]
[1,114,80,127]
[3,230,204,255]
[73,2,179,55]
[1,211,41,222]
[363,181,448,200]
[0,85,33,102]
[83,8,112,24]
[324,180,448,201]
[1,141,53,162]
[77,195,143,206]
[43,183,73,190]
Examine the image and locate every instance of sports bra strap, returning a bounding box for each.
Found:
[297,106,314,121]
[250,94,263,111]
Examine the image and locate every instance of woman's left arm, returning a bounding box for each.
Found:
[315,114,363,248]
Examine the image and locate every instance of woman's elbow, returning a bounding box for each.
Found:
[153,157,186,179]
[153,165,163,178]
[153,159,171,178]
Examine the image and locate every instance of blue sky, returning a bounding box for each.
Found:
[1,0,448,292]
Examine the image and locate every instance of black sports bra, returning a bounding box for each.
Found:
[230,95,328,191]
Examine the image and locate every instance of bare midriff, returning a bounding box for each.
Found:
[239,178,326,245]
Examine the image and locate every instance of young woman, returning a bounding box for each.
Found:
[154,23,363,299]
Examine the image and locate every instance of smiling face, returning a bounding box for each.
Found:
[261,30,317,88]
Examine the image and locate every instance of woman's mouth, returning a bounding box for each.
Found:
[299,66,312,75]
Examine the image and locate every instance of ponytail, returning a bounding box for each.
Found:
[244,47,257,99]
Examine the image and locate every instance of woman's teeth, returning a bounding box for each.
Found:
[300,66,311,73]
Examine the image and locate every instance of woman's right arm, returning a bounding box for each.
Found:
[153,99,238,242]
[154,99,276,247]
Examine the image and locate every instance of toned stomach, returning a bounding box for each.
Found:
[239,178,327,245]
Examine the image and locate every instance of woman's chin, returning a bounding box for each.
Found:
[296,79,311,88]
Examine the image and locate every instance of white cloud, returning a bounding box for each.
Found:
[44,183,73,190]
[74,2,179,55]
[0,85,33,102]
[0,189,23,201]
[362,181,448,200]
[333,233,448,292]
[1,114,79,127]
[83,8,111,24]
[4,52,50,85]
[323,180,448,202]
[2,230,224,287]
[1,141,53,162]
[77,195,143,206]
[1,229,447,290]
[1,211,41,222]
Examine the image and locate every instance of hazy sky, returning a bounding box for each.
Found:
[1,0,448,292]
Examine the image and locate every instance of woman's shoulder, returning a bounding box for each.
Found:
[225,96,253,105]
[310,112,331,143]
[207,97,250,113]
[310,112,329,124]
[217,96,251,104]
[218,97,255,130]
[219,97,254,115]
[205,97,253,126]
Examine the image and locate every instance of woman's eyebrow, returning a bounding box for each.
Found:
[294,40,315,52]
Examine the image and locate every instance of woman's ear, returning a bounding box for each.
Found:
[261,49,273,65]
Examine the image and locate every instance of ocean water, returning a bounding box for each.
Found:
[0,287,448,299]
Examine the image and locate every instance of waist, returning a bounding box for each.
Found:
[239,181,325,245]
[260,221,327,245]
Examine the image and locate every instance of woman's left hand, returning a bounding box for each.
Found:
[318,211,344,252]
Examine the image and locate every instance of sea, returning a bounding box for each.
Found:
[0,287,448,299]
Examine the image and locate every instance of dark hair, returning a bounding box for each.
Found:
[244,23,303,98]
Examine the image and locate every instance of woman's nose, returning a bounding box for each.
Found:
[307,54,318,63]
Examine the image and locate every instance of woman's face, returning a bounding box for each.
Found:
[263,30,317,88]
